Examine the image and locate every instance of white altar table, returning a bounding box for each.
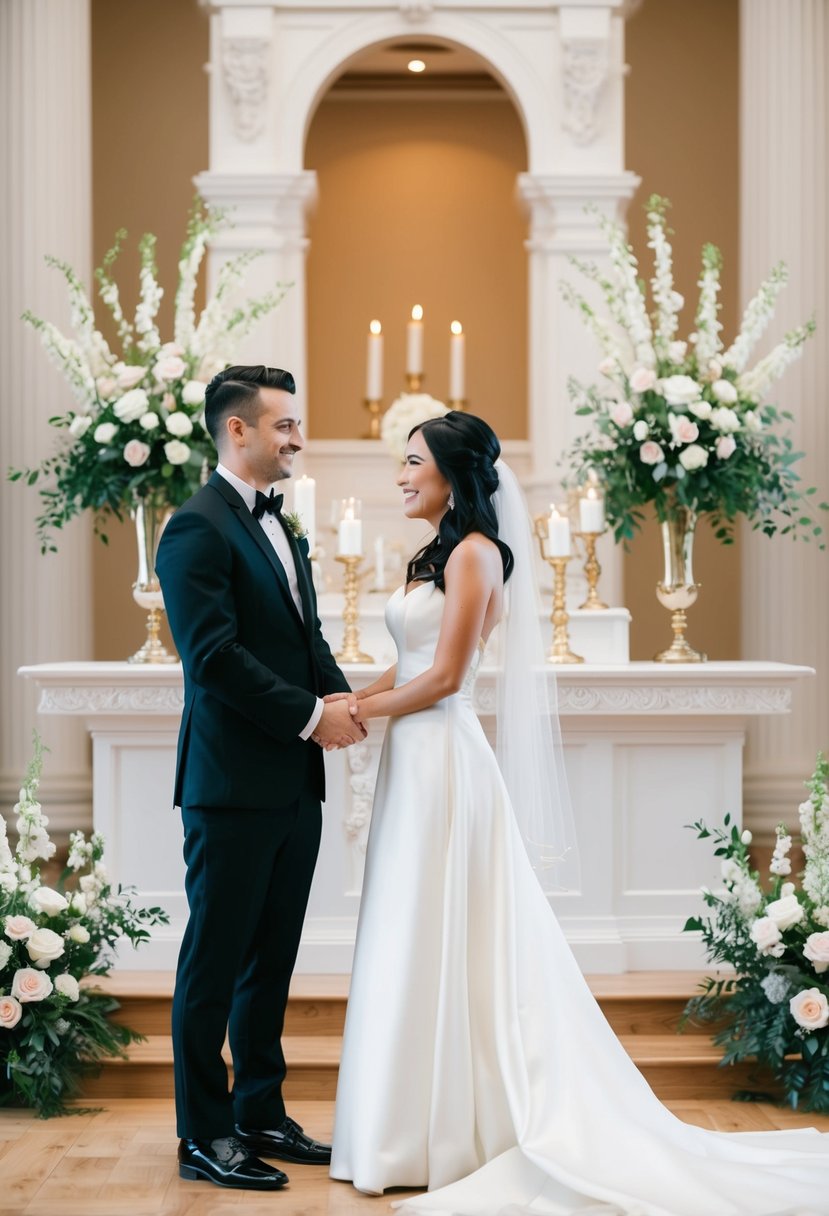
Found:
[19,660,813,974]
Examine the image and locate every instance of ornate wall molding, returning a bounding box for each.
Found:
[561,38,609,146]
[556,684,793,716]
[222,36,269,142]
[37,685,184,716]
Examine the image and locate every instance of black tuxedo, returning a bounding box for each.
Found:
[156,470,349,1139]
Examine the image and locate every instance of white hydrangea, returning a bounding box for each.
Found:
[760,972,791,1004]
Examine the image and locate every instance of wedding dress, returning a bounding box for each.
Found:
[330,579,829,1216]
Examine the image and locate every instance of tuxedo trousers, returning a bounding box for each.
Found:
[172,795,321,1139]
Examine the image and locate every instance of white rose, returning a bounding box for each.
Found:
[96,376,117,399]
[11,967,54,1002]
[93,422,117,445]
[159,342,184,358]
[789,987,829,1031]
[750,916,783,955]
[716,434,737,460]
[30,887,69,917]
[116,364,147,390]
[633,420,649,441]
[744,409,762,433]
[0,941,11,969]
[765,893,804,931]
[661,375,702,406]
[54,973,80,1002]
[803,931,829,974]
[781,882,796,898]
[154,355,187,382]
[669,414,699,445]
[639,441,664,466]
[711,406,740,433]
[668,341,687,363]
[610,401,634,428]
[26,927,66,966]
[5,915,36,941]
[0,995,22,1028]
[630,367,657,393]
[113,388,150,423]
[711,378,738,404]
[164,440,191,465]
[67,923,90,944]
[679,443,709,471]
[182,380,206,406]
[688,400,712,420]
[123,439,151,468]
[165,411,194,438]
[68,414,92,438]
[70,891,87,915]
[139,412,160,431]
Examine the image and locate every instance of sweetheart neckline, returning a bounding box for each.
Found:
[395,583,487,654]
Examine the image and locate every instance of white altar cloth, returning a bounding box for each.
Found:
[19,660,813,973]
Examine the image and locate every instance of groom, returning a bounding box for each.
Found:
[156,364,362,1191]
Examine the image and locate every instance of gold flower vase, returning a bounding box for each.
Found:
[129,498,178,664]
[654,506,707,663]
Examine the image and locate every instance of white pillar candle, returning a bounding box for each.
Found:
[579,487,605,534]
[293,473,316,553]
[366,319,383,400]
[338,498,363,556]
[547,506,571,557]
[407,304,424,375]
[373,534,385,589]
[449,320,465,400]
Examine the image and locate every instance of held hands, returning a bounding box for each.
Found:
[312,693,366,751]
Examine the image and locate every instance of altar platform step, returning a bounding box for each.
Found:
[82,972,773,1105]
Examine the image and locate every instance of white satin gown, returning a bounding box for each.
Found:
[330,582,829,1216]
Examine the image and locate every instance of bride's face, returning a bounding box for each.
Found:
[397,430,452,526]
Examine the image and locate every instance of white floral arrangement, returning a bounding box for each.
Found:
[562,195,824,546]
[683,752,829,1112]
[380,393,449,462]
[0,736,167,1117]
[10,199,288,552]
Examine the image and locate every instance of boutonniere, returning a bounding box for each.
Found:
[282,510,308,542]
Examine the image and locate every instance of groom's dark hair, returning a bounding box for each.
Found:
[204,364,296,446]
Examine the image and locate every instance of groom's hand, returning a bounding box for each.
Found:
[313,698,366,751]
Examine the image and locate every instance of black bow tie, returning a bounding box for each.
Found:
[252,489,284,520]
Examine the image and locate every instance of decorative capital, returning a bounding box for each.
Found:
[222,36,270,142]
[561,38,609,146]
[400,0,433,21]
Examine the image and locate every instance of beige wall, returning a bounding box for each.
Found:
[87,0,740,662]
[305,96,528,440]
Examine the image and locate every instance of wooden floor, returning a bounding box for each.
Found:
[1,1098,827,1215]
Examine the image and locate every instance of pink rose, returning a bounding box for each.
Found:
[11,967,54,1003]
[5,915,35,941]
[630,367,656,393]
[0,996,22,1029]
[116,365,146,390]
[154,355,187,382]
[669,414,699,445]
[639,441,664,466]
[123,439,151,468]
[790,987,829,1031]
[610,401,634,428]
[804,931,829,974]
[716,434,736,460]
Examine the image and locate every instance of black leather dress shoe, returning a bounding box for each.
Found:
[178,1136,289,1189]
[235,1116,332,1165]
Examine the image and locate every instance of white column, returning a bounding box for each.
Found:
[0,0,93,833]
[740,0,829,836]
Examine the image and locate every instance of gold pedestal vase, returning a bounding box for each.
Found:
[129,498,178,665]
[654,506,706,663]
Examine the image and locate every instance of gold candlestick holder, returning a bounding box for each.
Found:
[446,399,468,412]
[363,398,384,440]
[574,530,609,611]
[335,554,374,664]
[533,517,584,665]
[405,372,424,392]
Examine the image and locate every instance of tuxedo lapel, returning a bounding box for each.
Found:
[280,521,315,636]
[207,472,305,632]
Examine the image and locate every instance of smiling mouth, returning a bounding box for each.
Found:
[402,491,418,501]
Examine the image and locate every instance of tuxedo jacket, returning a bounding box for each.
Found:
[156,471,350,811]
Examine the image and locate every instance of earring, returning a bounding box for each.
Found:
[448,491,455,510]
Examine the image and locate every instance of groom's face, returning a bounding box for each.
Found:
[238,387,304,487]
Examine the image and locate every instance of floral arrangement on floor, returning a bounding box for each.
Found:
[683,753,829,1112]
[0,736,168,1117]
[381,393,448,462]
[10,198,288,553]
[562,194,825,545]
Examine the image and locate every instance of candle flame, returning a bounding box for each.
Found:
[450,320,463,335]
[411,305,423,322]
[586,486,598,501]
[370,319,382,335]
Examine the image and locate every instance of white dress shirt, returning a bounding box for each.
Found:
[215,463,323,740]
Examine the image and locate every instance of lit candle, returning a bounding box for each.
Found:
[338,498,363,556]
[407,305,424,376]
[373,534,385,590]
[449,320,465,401]
[579,486,605,534]
[366,319,383,400]
[547,506,571,558]
[292,474,316,553]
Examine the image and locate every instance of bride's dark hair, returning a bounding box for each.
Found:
[406,411,514,592]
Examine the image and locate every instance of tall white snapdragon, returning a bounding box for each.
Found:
[722,263,788,373]
[135,234,163,356]
[191,249,258,362]
[737,320,816,402]
[693,244,723,366]
[799,761,829,926]
[174,208,220,351]
[558,280,627,373]
[43,257,115,380]
[646,195,682,353]
[598,212,656,368]
[21,314,97,408]
[95,229,134,351]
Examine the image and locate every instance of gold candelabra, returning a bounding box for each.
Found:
[574,531,608,611]
[335,554,375,664]
[446,399,468,412]
[533,517,584,665]
[364,398,384,440]
[405,372,424,392]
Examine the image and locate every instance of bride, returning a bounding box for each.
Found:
[326,411,829,1216]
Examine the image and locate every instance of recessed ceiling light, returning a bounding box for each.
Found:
[408,59,426,73]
